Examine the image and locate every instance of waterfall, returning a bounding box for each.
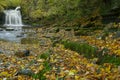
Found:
[4,6,23,26]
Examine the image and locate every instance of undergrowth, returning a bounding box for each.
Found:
[61,40,120,66]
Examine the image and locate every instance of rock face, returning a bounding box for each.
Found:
[15,50,30,57]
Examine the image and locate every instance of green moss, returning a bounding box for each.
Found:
[74,29,91,36]
[21,38,39,44]
[62,40,120,66]
[61,40,97,58]
[39,51,50,60]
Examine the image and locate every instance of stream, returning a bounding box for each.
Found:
[0,26,34,43]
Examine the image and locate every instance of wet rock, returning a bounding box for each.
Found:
[49,28,60,33]
[106,23,113,29]
[39,38,52,46]
[45,33,54,38]
[39,39,46,46]
[6,28,14,31]
[15,68,33,76]
[113,31,120,39]
[65,28,72,31]
[0,28,3,31]
[15,50,30,57]
[4,63,11,68]
[23,50,30,56]
[16,33,24,37]
[0,50,3,54]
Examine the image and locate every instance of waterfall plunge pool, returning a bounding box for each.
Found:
[0,26,37,43]
[0,26,26,42]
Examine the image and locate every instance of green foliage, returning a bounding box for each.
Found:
[32,61,51,80]
[33,50,51,79]
[99,54,120,66]
[1,0,120,26]
[21,38,39,44]
[96,48,120,66]
[39,50,50,60]
[30,10,44,20]
[0,0,22,12]
[62,40,120,66]
[0,0,7,11]
[62,40,97,58]
[74,29,91,36]
[6,0,22,7]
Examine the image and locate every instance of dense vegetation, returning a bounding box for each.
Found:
[0,0,120,26]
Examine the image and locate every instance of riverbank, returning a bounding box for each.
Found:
[0,26,120,79]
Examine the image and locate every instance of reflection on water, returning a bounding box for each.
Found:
[0,26,26,42]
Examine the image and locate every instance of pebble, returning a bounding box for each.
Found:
[15,68,33,76]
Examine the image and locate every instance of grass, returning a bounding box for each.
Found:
[32,50,52,80]
[32,61,51,80]
[39,51,50,60]
[61,40,120,66]
[74,29,92,36]
[61,40,97,58]
[21,38,39,44]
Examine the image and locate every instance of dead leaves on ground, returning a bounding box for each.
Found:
[0,30,120,79]
[44,45,120,80]
[80,34,120,56]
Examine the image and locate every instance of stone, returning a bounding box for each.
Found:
[0,50,3,54]
[106,23,113,29]
[39,38,52,46]
[113,31,120,39]
[6,28,14,31]
[16,33,24,37]
[45,33,54,38]
[15,68,33,76]
[0,28,3,31]
[39,39,46,46]
[49,28,60,33]
[15,50,30,57]
[23,50,30,56]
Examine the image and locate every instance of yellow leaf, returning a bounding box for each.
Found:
[0,72,11,77]
[68,70,76,76]
[39,65,44,71]
[75,75,79,80]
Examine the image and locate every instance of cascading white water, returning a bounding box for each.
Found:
[4,6,23,26]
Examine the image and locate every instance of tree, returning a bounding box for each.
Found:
[0,0,7,11]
